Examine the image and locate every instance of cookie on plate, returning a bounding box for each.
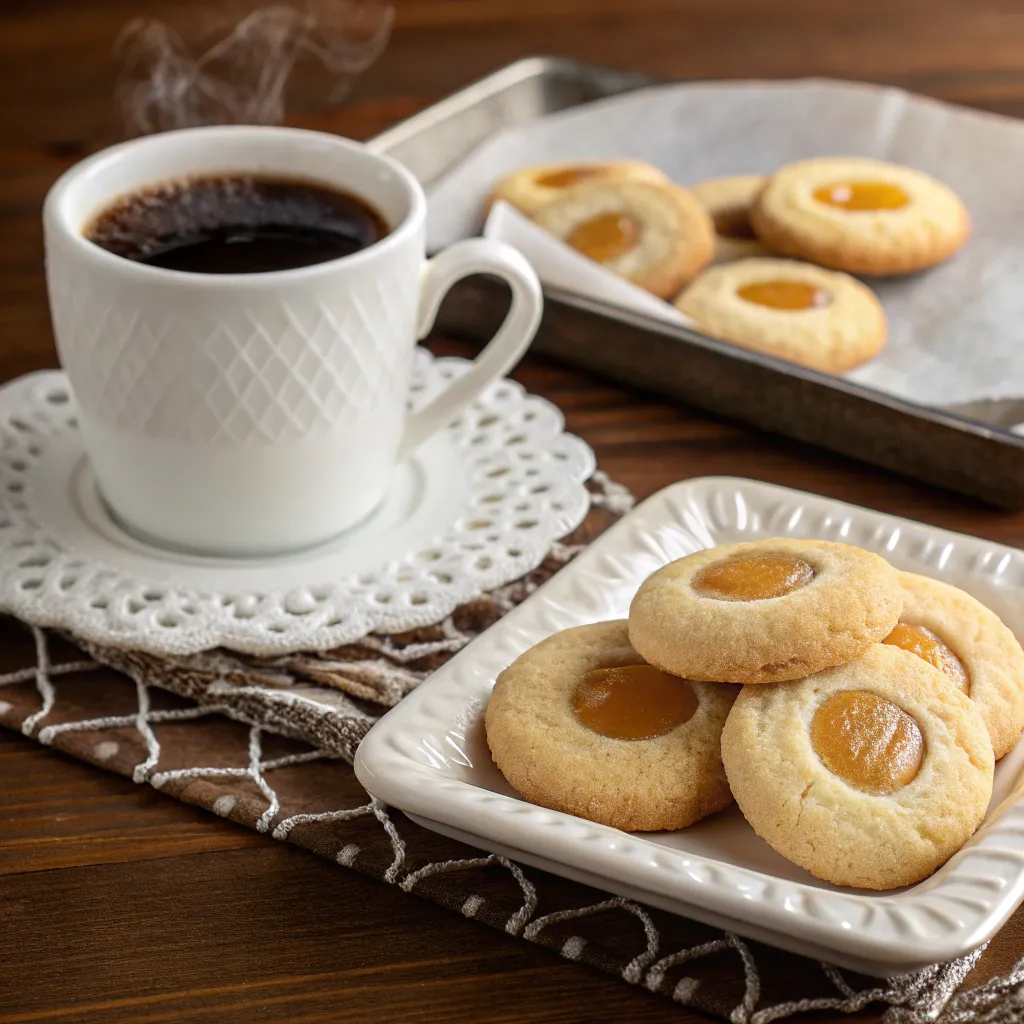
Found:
[690,175,772,263]
[673,257,886,373]
[722,644,994,889]
[750,157,970,275]
[883,571,1024,759]
[628,538,902,684]
[490,160,668,217]
[532,179,715,298]
[485,620,738,832]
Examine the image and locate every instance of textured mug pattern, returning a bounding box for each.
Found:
[48,265,415,446]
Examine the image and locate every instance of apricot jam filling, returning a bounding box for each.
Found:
[812,181,909,211]
[883,623,970,695]
[566,213,641,263]
[571,664,699,740]
[811,690,924,795]
[693,553,815,602]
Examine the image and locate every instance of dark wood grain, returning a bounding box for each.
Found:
[0,732,265,876]
[3,1,1024,1021]
[0,733,689,1024]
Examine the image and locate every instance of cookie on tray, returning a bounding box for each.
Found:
[690,175,772,263]
[883,571,1024,759]
[673,257,886,373]
[628,538,902,684]
[485,620,738,832]
[532,179,715,298]
[749,157,970,275]
[490,160,668,217]
[722,644,994,889]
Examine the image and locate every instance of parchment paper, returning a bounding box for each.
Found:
[426,79,1024,408]
[484,202,695,329]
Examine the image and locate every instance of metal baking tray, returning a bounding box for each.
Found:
[370,56,1024,508]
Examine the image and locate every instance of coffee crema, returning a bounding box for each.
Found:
[85,175,388,275]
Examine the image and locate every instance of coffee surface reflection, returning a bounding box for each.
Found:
[86,175,387,274]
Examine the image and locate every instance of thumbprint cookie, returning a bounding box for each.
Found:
[490,160,668,217]
[722,644,994,889]
[485,620,738,832]
[750,157,970,276]
[628,539,902,684]
[531,179,715,298]
[673,257,887,373]
[690,175,772,263]
[883,571,1024,759]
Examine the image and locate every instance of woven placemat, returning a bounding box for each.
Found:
[1,472,1022,1022]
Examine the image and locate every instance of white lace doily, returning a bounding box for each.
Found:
[0,351,595,655]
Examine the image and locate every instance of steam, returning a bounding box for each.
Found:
[116,1,394,135]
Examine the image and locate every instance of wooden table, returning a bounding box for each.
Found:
[3,1,1024,1020]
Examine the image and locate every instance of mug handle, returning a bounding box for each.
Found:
[398,237,543,460]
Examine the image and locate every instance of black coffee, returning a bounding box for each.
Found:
[86,175,388,274]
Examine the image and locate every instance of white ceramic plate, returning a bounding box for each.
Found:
[355,477,1024,976]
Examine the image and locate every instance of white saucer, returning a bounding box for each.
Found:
[0,352,594,655]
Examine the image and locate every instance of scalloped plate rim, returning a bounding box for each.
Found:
[355,476,1024,976]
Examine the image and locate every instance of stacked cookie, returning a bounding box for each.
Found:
[492,160,716,300]
[490,157,970,376]
[485,539,1024,890]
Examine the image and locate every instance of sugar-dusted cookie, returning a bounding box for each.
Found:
[673,257,886,374]
[628,538,902,684]
[690,175,772,263]
[750,157,970,276]
[722,644,994,889]
[531,180,715,298]
[485,620,738,832]
[883,571,1024,759]
[490,160,669,217]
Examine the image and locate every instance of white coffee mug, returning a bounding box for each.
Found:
[43,126,542,556]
